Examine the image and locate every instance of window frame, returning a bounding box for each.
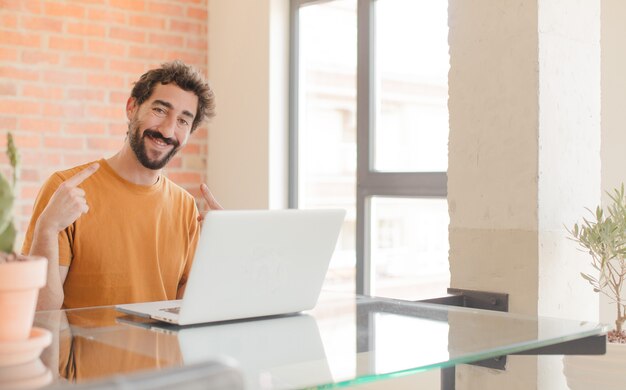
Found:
[289,0,447,295]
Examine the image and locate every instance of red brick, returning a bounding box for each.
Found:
[0,117,17,131]
[67,88,105,102]
[186,37,207,51]
[12,133,41,148]
[129,15,165,29]
[0,66,39,82]
[49,36,84,51]
[67,55,107,69]
[22,85,64,100]
[181,143,200,153]
[0,99,37,115]
[87,137,122,151]
[67,22,106,37]
[1,31,42,48]
[87,39,127,57]
[109,59,147,75]
[21,50,61,65]
[166,171,201,184]
[0,0,18,11]
[19,184,43,199]
[109,27,145,43]
[41,103,84,118]
[169,20,205,34]
[149,33,184,47]
[0,83,16,96]
[85,105,124,121]
[147,2,183,16]
[166,52,206,68]
[166,156,182,168]
[24,0,43,13]
[109,91,130,104]
[128,45,164,59]
[41,69,84,85]
[20,151,62,167]
[44,136,85,149]
[108,122,127,136]
[187,6,207,20]
[21,16,64,32]
[86,8,126,24]
[0,13,18,28]
[44,2,85,18]
[0,48,19,62]
[62,152,103,167]
[19,118,62,133]
[20,168,40,182]
[87,74,125,88]
[65,122,107,135]
[110,0,145,11]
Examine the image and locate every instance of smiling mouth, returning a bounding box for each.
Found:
[143,130,177,148]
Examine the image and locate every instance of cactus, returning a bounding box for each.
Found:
[0,133,19,253]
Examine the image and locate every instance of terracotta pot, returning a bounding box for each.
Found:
[0,257,47,342]
[563,342,626,390]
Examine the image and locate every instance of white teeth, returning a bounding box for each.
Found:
[153,137,167,146]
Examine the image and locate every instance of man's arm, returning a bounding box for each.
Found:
[30,163,99,310]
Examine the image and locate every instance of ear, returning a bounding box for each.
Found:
[126,97,138,120]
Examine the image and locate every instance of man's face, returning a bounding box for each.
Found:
[126,83,198,170]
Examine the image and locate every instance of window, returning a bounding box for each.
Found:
[291,0,449,299]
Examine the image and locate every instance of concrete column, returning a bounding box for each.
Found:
[448,1,600,389]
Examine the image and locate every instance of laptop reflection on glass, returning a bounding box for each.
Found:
[116,209,345,325]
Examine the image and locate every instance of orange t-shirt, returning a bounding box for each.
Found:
[22,159,200,308]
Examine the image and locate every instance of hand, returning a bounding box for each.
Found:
[197,183,223,224]
[37,163,100,234]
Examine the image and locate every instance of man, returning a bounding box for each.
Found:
[22,61,222,311]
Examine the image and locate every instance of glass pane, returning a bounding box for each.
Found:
[373,0,449,172]
[370,197,449,300]
[298,1,357,293]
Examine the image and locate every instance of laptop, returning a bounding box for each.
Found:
[116,209,345,325]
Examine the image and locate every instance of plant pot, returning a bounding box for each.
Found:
[0,257,47,342]
[563,342,626,390]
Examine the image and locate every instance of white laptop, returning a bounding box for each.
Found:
[116,209,345,325]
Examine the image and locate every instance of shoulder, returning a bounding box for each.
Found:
[40,160,102,191]
[53,160,102,182]
[161,175,196,205]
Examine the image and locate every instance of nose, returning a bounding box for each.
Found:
[156,113,177,139]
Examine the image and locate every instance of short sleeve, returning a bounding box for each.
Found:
[21,173,73,266]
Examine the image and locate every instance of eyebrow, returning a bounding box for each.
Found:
[152,99,195,120]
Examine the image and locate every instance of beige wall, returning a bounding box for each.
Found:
[207,0,288,210]
[600,0,626,325]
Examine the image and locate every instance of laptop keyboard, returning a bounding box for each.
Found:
[160,307,180,314]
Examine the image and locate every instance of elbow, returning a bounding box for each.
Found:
[36,291,64,311]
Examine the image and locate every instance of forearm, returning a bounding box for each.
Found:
[30,222,65,310]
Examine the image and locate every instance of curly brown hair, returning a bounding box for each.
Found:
[130,60,215,133]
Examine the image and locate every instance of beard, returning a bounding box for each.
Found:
[128,121,181,170]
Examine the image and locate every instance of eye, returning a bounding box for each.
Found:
[152,107,166,116]
[178,118,190,127]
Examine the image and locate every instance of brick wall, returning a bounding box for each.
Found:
[0,0,209,248]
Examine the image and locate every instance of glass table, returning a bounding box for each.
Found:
[18,291,607,389]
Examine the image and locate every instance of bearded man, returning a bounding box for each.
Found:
[23,61,222,310]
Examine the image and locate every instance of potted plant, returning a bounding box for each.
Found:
[0,133,48,346]
[563,184,626,390]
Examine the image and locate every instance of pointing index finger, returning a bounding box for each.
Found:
[65,163,100,187]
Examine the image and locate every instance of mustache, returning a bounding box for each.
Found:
[143,129,179,147]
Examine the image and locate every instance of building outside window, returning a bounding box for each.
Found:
[292,0,449,300]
